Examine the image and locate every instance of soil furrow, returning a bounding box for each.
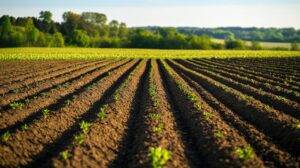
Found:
[0,60,139,167]
[159,60,264,167]
[178,71,299,167]
[0,60,112,108]
[0,61,103,95]
[166,60,300,155]
[176,59,300,119]
[0,60,130,134]
[51,60,147,168]
[190,59,300,103]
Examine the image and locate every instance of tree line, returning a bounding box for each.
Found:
[0,11,298,50]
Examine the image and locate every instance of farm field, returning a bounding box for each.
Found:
[0,57,299,168]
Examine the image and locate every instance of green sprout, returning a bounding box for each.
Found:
[80,121,91,134]
[153,123,164,134]
[149,147,172,168]
[214,130,224,141]
[1,131,11,142]
[235,146,254,161]
[42,109,50,118]
[74,133,85,145]
[97,105,108,121]
[60,150,71,161]
[148,113,161,121]
[10,102,25,110]
[21,124,29,131]
[203,111,213,120]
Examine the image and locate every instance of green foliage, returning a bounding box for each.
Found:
[21,124,29,131]
[291,42,299,51]
[153,123,164,134]
[148,113,161,121]
[214,130,224,140]
[42,109,50,118]
[60,150,71,161]
[39,11,53,24]
[73,29,90,47]
[51,32,65,47]
[225,39,246,50]
[97,105,108,121]
[80,121,91,134]
[203,111,213,120]
[10,102,25,110]
[250,41,263,50]
[235,146,255,161]
[1,131,11,142]
[74,133,85,145]
[149,147,172,168]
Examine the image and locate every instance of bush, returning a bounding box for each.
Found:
[225,39,246,50]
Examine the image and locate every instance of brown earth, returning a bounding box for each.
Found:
[0,58,299,168]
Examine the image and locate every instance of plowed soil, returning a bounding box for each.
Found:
[0,58,299,168]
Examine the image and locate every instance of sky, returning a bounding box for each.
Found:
[0,0,300,28]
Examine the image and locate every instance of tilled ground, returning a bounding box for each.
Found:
[0,58,299,168]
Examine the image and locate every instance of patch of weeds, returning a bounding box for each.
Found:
[97,105,108,121]
[149,147,172,168]
[10,102,25,110]
[73,133,85,145]
[214,130,224,141]
[153,123,164,134]
[1,131,11,142]
[42,109,50,118]
[148,113,161,121]
[80,121,91,134]
[60,150,71,161]
[21,124,29,131]
[235,146,254,161]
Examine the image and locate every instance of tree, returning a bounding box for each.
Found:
[39,11,53,23]
[118,22,128,39]
[73,29,90,47]
[52,32,65,47]
[25,18,39,46]
[0,16,13,47]
[81,12,107,26]
[109,20,119,37]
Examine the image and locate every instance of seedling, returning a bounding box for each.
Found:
[60,150,71,161]
[97,105,108,121]
[73,133,85,145]
[235,146,254,161]
[21,124,29,131]
[296,122,300,130]
[153,123,164,134]
[10,102,25,110]
[214,130,224,141]
[203,111,213,120]
[42,109,50,118]
[149,147,172,168]
[1,131,11,142]
[187,93,197,102]
[148,113,161,121]
[80,121,91,134]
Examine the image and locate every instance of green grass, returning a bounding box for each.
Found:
[0,48,299,60]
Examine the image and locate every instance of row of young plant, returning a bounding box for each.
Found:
[172,68,298,167]
[0,61,72,83]
[0,61,85,85]
[0,60,127,143]
[0,60,139,167]
[56,60,145,164]
[0,61,102,95]
[0,60,113,108]
[166,60,300,155]
[175,59,300,119]
[197,58,300,92]
[189,59,300,102]
[214,58,300,84]
[159,60,264,167]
